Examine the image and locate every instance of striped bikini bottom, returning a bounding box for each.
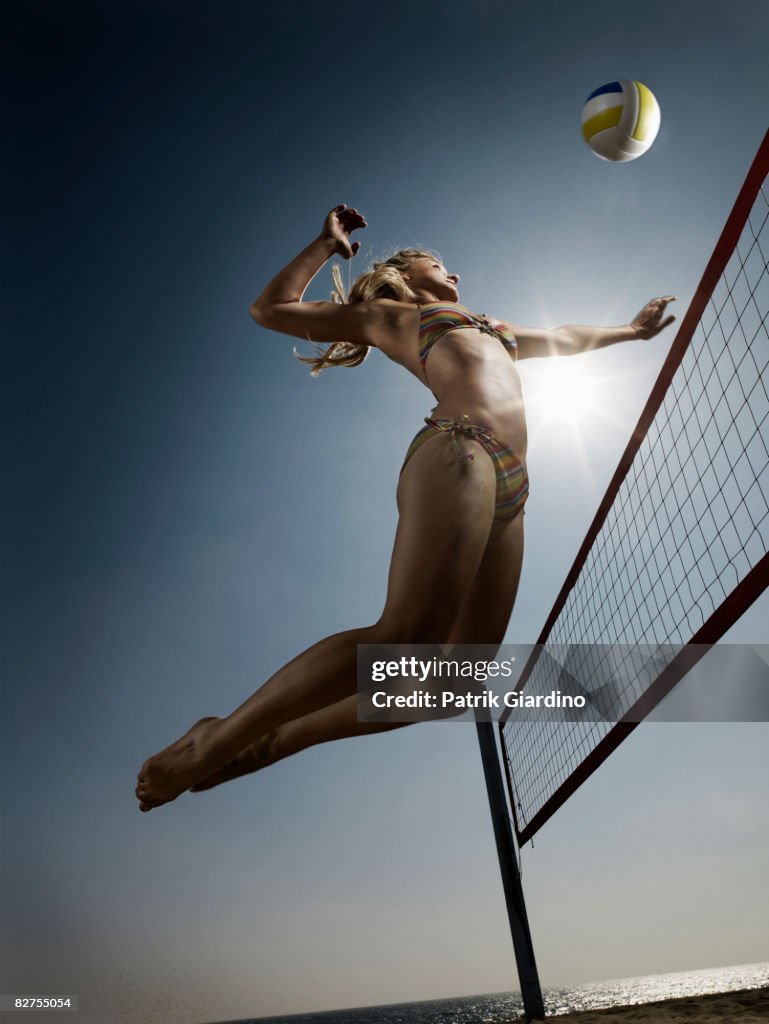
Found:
[400,415,529,525]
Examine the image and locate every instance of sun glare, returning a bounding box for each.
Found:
[533,357,597,426]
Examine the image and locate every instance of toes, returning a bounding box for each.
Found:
[138,795,167,811]
[135,782,162,807]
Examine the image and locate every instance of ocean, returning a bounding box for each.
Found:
[206,962,768,1023]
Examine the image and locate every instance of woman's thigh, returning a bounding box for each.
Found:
[447,510,525,645]
[376,432,497,641]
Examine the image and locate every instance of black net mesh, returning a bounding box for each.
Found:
[502,164,769,843]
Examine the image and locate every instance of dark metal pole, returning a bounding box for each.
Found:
[476,722,545,1022]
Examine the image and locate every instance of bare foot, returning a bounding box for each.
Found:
[135,717,225,812]
[190,731,279,793]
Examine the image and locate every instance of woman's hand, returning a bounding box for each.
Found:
[318,204,367,259]
[631,296,677,339]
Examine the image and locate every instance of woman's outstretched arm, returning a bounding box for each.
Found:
[250,204,395,346]
[513,295,677,359]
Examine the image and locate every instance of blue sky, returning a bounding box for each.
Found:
[3,2,768,1021]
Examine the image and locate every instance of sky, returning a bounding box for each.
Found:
[3,2,769,1022]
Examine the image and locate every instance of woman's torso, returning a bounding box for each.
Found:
[376,300,528,458]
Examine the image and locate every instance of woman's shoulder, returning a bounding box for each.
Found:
[366,298,421,330]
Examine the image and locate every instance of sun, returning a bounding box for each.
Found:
[530,357,598,426]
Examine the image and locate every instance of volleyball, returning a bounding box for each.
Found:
[581,80,661,162]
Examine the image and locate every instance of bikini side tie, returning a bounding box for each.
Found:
[424,414,492,463]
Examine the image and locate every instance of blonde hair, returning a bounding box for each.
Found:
[294,248,440,376]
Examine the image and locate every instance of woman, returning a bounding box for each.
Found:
[135,204,675,811]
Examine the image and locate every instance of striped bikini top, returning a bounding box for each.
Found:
[418,302,518,374]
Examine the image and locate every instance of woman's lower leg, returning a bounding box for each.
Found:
[211,624,381,764]
[192,693,411,791]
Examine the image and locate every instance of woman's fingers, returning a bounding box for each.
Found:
[652,296,676,321]
[631,296,677,338]
[332,206,367,259]
[340,209,367,230]
[654,297,676,328]
[321,205,367,258]
[331,204,366,226]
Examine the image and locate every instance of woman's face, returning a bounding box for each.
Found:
[403,258,460,303]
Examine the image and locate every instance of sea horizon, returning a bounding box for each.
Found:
[204,960,769,1024]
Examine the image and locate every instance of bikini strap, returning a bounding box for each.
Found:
[424,414,478,463]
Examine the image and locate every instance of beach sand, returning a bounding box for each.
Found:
[519,985,769,1023]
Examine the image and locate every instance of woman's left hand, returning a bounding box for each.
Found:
[318,204,367,260]
[631,296,677,339]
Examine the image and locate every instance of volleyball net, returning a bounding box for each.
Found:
[501,130,769,845]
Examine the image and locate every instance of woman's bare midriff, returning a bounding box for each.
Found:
[383,322,529,458]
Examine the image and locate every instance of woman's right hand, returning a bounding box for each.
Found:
[318,204,367,259]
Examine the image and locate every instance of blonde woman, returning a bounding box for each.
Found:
[135,204,675,811]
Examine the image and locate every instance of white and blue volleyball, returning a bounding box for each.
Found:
[581,80,661,162]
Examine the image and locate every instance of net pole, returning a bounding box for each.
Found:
[476,722,544,1022]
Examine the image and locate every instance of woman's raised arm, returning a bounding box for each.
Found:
[250,205,390,346]
[513,296,677,359]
